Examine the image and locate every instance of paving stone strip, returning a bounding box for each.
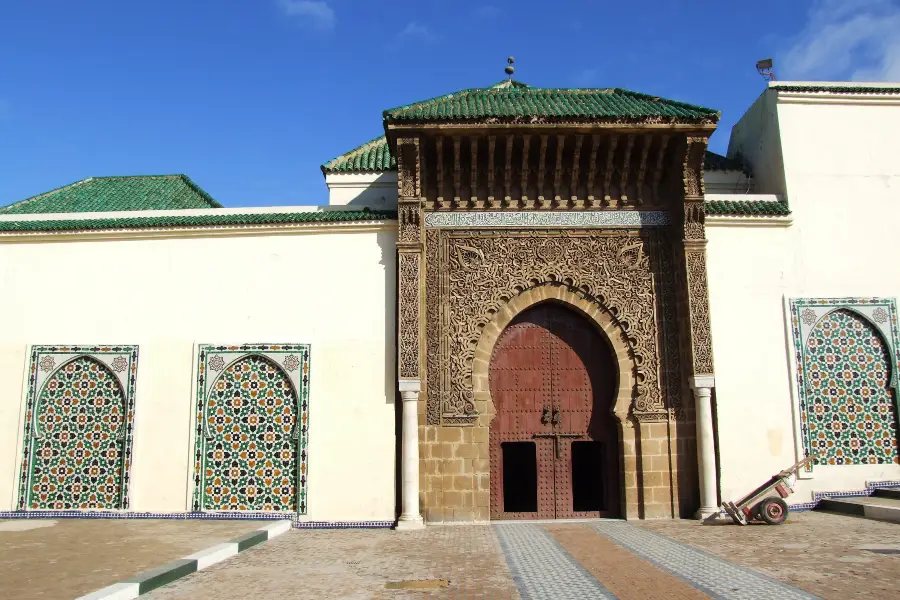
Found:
[546,525,709,599]
[593,521,820,600]
[75,520,292,600]
[494,523,616,599]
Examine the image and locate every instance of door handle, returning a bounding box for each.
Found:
[551,407,560,425]
[541,406,551,425]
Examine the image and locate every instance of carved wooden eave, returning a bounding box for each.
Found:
[385,124,712,212]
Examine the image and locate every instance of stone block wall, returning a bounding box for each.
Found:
[417,397,697,522]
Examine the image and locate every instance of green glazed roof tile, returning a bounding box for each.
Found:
[773,84,900,94]
[321,136,397,174]
[706,199,790,217]
[0,175,222,215]
[383,82,720,124]
[0,208,397,233]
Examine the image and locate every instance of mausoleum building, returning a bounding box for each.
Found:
[0,79,898,527]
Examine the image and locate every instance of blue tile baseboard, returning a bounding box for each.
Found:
[0,510,290,520]
[294,520,394,529]
[785,479,900,512]
[0,510,396,530]
[811,479,900,504]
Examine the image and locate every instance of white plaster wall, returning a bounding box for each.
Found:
[727,89,786,197]
[0,226,399,521]
[711,88,900,505]
[326,172,398,209]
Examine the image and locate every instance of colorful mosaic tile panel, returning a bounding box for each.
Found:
[17,346,139,510]
[193,344,310,515]
[789,299,900,469]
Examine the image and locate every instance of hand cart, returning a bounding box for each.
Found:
[721,452,821,525]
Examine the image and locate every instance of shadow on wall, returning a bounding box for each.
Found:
[343,173,399,209]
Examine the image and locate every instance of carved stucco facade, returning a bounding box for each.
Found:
[392,130,715,521]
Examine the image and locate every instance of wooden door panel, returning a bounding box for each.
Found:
[490,302,620,520]
[489,310,553,519]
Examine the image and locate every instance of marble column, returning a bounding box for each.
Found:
[690,376,718,519]
[396,379,425,530]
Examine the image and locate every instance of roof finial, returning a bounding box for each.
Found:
[505,56,515,81]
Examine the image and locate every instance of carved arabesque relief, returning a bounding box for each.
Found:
[685,250,714,374]
[682,137,707,199]
[398,252,421,379]
[424,229,680,424]
[398,200,421,244]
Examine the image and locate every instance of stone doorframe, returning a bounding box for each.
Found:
[471,285,637,517]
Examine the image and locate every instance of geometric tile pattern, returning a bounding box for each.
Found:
[193,344,310,514]
[592,521,819,599]
[494,523,616,599]
[16,345,139,510]
[805,310,898,465]
[789,298,900,468]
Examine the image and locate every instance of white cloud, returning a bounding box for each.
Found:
[399,21,435,41]
[280,0,335,31]
[780,0,900,81]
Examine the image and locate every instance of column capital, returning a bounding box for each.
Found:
[398,379,421,393]
[689,375,715,390]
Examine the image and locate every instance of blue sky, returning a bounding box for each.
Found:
[1,0,899,208]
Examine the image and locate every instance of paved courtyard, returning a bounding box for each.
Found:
[0,518,266,599]
[144,511,900,600]
[1,512,897,599]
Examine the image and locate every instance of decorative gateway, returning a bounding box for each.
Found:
[193,344,310,514]
[385,79,721,521]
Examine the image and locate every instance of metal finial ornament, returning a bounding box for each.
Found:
[505,56,515,80]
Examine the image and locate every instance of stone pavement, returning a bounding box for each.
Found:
[0,518,266,600]
[146,511,900,600]
[5,511,897,599]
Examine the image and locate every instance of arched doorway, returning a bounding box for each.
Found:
[489,302,620,519]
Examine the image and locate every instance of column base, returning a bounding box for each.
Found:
[694,507,726,521]
[395,515,425,531]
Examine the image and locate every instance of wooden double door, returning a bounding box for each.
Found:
[489,302,620,519]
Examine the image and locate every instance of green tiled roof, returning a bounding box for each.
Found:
[0,175,222,215]
[773,84,900,94]
[704,151,745,172]
[321,136,396,174]
[323,135,739,175]
[706,199,790,217]
[0,209,397,233]
[383,81,719,124]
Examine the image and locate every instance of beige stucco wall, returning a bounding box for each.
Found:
[0,222,398,521]
[710,85,900,505]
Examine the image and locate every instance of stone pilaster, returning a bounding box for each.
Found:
[395,136,425,529]
[675,136,718,519]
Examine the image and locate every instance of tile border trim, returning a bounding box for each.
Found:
[0,510,395,530]
[423,210,669,229]
[787,297,900,471]
[192,344,311,514]
[16,345,140,511]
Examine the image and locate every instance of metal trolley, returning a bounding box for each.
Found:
[722,452,820,525]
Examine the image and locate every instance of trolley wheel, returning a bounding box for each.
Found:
[758,497,788,525]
